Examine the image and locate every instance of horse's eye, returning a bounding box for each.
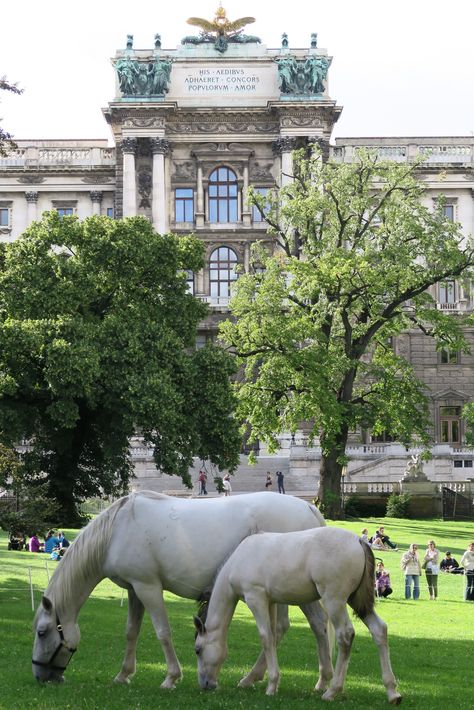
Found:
[195,648,201,655]
[37,629,47,638]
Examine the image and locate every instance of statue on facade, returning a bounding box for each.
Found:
[115,57,172,96]
[276,54,331,95]
[402,453,428,481]
[182,5,261,53]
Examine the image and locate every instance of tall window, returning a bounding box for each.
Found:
[252,187,270,223]
[439,406,461,444]
[443,204,454,221]
[0,207,10,226]
[175,188,194,222]
[439,281,455,304]
[209,247,238,300]
[106,207,114,218]
[185,270,194,295]
[57,207,74,217]
[208,167,238,223]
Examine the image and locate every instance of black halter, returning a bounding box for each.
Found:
[32,613,77,673]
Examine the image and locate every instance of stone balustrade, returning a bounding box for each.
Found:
[0,146,115,168]
[331,139,474,165]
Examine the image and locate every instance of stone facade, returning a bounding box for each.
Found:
[1,32,474,495]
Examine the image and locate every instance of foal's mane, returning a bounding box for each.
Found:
[45,495,130,614]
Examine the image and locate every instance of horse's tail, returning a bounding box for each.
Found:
[309,502,327,527]
[347,539,375,619]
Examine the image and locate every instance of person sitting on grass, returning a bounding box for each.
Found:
[43,529,60,554]
[28,534,42,553]
[440,551,462,574]
[372,535,389,551]
[371,526,398,550]
[375,561,393,598]
[50,545,61,561]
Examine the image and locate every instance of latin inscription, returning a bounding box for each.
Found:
[184,68,260,93]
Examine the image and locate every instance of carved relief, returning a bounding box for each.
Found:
[17,175,45,184]
[81,175,113,184]
[250,162,274,180]
[166,113,279,135]
[138,169,152,208]
[280,116,323,128]
[123,117,166,129]
[172,161,197,180]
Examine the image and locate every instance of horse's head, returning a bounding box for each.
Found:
[32,596,80,683]
[193,615,227,690]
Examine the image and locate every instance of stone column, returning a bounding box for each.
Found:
[151,138,170,234]
[242,164,251,226]
[122,138,137,217]
[90,190,103,216]
[196,163,204,227]
[273,137,299,186]
[25,191,38,225]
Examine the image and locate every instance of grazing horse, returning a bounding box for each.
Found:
[32,491,331,688]
[194,527,402,704]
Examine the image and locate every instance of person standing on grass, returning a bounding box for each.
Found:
[401,543,421,600]
[423,540,440,600]
[460,542,474,601]
[198,469,208,496]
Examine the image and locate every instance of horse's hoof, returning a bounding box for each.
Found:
[389,693,402,705]
[322,690,336,701]
[265,687,277,696]
[160,676,181,690]
[113,675,131,684]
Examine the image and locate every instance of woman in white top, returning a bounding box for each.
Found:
[460,542,474,601]
[423,540,440,600]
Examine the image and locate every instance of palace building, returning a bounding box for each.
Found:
[1,8,474,507]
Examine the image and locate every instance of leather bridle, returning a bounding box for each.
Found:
[32,613,77,674]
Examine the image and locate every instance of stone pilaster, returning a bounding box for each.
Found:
[272,137,300,186]
[151,138,170,234]
[90,190,103,216]
[25,191,38,225]
[122,138,137,217]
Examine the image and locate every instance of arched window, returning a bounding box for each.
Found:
[208,167,238,223]
[209,246,238,301]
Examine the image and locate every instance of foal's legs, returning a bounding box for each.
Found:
[114,587,145,683]
[132,581,182,689]
[238,603,290,688]
[244,594,280,695]
[361,611,402,705]
[300,601,334,692]
[320,599,355,701]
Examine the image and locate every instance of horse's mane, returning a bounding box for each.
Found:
[44,494,131,614]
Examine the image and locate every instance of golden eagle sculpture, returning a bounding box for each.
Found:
[183,5,260,53]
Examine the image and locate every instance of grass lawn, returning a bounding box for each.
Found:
[1,515,473,709]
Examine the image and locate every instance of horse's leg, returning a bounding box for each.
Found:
[238,603,290,688]
[320,599,354,702]
[361,611,402,705]
[245,595,280,696]
[300,600,334,692]
[114,587,145,684]
[132,581,182,689]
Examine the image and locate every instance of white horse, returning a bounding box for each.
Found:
[194,527,402,704]
[32,490,332,688]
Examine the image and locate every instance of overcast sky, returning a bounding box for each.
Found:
[1,0,473,142]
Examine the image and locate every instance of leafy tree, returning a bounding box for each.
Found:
[0,213,241,524]
[221,150,474,517]
[0,76,22,156]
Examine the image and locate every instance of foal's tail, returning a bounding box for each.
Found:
[347,539,375,619]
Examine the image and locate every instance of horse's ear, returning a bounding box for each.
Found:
[194,615,206,635]
[41,596,53,612]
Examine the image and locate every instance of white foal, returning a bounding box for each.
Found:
[194,527,402,704]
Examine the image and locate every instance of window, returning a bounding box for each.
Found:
[185,270,194,295]
[0,207,10,226]
[371,431,395,443]
[208,168,238,223]
[106,207,114,218]
[57,207,74,217]
[252,187,270,223]
[175,188,194,222]
[443,204,454,221]
[439,281,455,304]
[209,246,238,300]
[439,406,461,444]
[440,349,459,365]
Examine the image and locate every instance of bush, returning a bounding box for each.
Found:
[386,492,411,518]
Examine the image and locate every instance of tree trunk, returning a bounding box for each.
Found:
[318,430,349,519]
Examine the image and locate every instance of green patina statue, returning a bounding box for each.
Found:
[115,56,172,97]
[182,4,261,54]
[276,54,331,96]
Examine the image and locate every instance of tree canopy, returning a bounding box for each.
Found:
[0,76,22,156]
[221,149,474,517]
[0,213,241,523]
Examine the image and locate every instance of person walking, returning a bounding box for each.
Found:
[265,472,273,490]
[401,543,421,600]
[276,470,285,494]
[460,542,474,601]
[198,469,208,496]
[222,473,232,497]
[423,540,440,599]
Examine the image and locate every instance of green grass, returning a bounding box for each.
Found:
[1,517,473,709]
